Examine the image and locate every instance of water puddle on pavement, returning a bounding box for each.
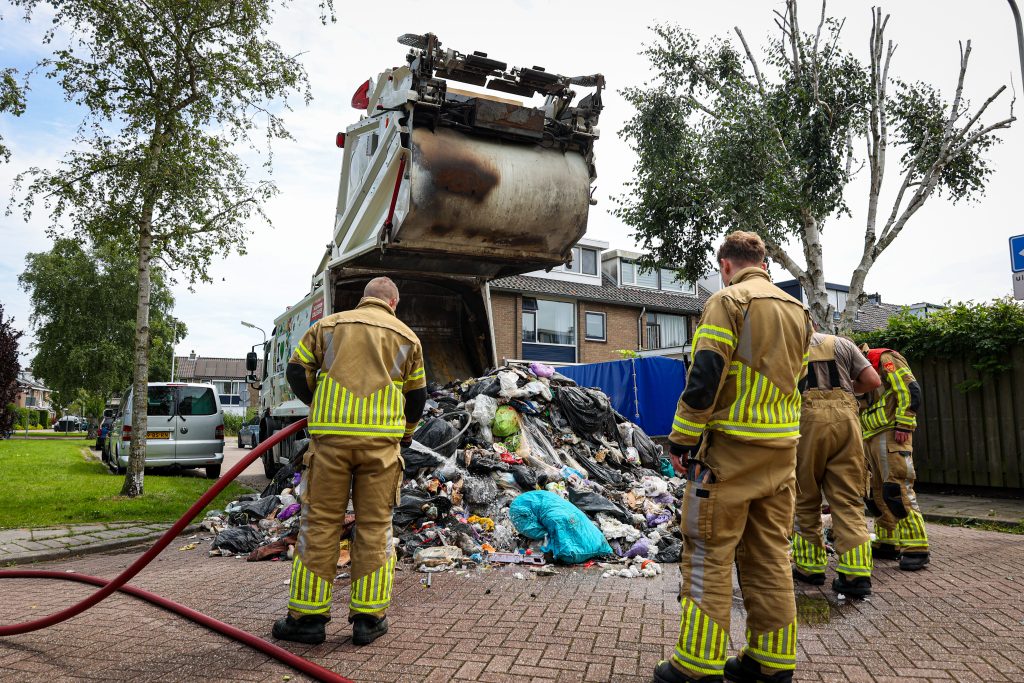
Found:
[795,593,847,626]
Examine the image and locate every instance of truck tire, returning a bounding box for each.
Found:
[260,417,283,478]
[206,465,221,479]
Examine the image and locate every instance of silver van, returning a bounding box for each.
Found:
[106,383,225,479]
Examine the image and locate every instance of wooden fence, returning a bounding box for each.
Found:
[911,346,1024,489]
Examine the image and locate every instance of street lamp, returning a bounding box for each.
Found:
[240,320,266,347]
[1010,1,1024,89]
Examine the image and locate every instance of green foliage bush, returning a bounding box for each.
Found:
[222,412,244,437]
[855,297,1024,388]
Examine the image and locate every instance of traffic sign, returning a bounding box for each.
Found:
[1014,272,1024,301]
[1011,234,1024,273]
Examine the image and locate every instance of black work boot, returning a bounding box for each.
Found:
[832,573,872,598]
[352,614,389,645]
[899,552,930,571]
[652,660,723,683]
[872,543,900,560]
[271,614,328,644]
[724,656,792,683]
[792,567,825,586]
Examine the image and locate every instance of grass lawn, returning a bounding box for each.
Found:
[0,439,251,528]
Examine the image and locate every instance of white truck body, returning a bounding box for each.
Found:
[253,33,603,475]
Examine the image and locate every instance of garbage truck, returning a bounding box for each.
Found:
[246,32,604,476]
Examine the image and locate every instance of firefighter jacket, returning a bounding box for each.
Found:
[860,348,920,440]
[289,296,426,446]
[670,267,812,449]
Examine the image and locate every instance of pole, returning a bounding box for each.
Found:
[170,322,177,382]
[1011,0,1024,89]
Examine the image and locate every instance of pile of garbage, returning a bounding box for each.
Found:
[206,363,686,577]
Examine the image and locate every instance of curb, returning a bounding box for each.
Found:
[1,524,204,567]
[921,511,1023,530]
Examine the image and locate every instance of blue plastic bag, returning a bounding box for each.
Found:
[509,490,613,564]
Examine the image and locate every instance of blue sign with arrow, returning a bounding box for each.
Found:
[1012,234,1024,273]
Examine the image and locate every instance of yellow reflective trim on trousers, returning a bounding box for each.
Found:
[289,558,333,615]
[792,534,827,572]
[744,621,797,670]
[350,556,396,613]
[837,540,873,577]
[673,598,727,675]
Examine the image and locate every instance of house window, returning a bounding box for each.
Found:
[585,312,606,341]
[620,259,635,285]
[646,313,688,349]
[522,299,575,345]
[635,266,659,289]
[564,246,599,275]
[661,268,696,294]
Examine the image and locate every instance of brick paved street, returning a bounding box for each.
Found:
[0,522,1021,682]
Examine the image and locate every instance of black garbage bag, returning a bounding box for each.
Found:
[401,444,445,477]
[212,526,265,554]
[633,425,662,469]
[459,450,510,474]
[555,386,614,435]
[568,489,632,522]
[510,464,537,490]
[413,417,460,458]
[233,495,280,522]
[462,376,501,400]
[547,403,573,433]
[261,463,297,497]
[567,444,623,487]
[656,538,682,564]
[392,491,452,530]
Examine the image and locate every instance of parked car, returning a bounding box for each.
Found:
[237,419,259,449]
[106,382,225,479]
[53,416,86,432]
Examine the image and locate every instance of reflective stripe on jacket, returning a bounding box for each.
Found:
[860,350,917,438]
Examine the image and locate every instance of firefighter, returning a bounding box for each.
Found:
[272,277,427,646]
[653,231,812,683]
[859,345,929,571]
[791,331,881,598]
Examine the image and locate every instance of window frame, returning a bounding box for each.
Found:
[619,258,636,285]
[580,248,598,276]
[584,311,607,342]
[523,298,576,347]
[522,310,537,343]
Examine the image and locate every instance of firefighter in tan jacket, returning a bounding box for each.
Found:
[272,277,427,646]
[653,232,812,683]
[791,332,880,598]
[860,346,929,571]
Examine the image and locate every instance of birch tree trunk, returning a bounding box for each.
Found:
[120,208,154,498]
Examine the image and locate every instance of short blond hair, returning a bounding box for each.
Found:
[717,231,766,266]
[364,276,399,301]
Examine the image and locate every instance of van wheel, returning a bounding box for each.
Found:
[205,465,221,479]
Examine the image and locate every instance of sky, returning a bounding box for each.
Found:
[1,0,1022,370]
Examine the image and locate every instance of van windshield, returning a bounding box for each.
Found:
[178,387,217,416]
[147,387,176,416]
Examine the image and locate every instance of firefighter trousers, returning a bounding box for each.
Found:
[864,431,929,553]
[672,433,798,679]
[287,437,402,621]
[792,391,873,578]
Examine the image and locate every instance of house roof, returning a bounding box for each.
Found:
[491,274,709,315]
[850,302,905,333]
[174,356,263,381]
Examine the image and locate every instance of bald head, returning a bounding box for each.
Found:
[364,276,400,310]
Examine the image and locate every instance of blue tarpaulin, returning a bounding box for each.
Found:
[558,356,687,436]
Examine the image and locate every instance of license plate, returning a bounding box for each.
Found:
[147,431,170,439]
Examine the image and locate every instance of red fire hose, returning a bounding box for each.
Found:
[0,419,353,683]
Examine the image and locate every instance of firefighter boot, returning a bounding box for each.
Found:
[832,573,872,598]
[352,614,389,645]
[653,660,723,683]
[792,567,825,586]
[272,614,328,645]
[724,655,792,683]
[899,552,930,571]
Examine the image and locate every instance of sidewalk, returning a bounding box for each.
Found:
[0,522,199,565]
[2,492,1020,567]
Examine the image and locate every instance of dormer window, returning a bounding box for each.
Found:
[564,246,599,275]
[618,258,695,293]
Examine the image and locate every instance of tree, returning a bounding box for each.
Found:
[0,304,24,436]
[19,237,185,402]
[616,0,1015,329]
[1,65,26,163]
[9,0,314,497]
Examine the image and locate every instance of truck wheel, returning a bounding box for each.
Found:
[262,448,281,478]
[206,465,221,479]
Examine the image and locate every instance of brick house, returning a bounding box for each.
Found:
[13,371,53,416]
[490,240,710,365]
[172,353,263,416]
